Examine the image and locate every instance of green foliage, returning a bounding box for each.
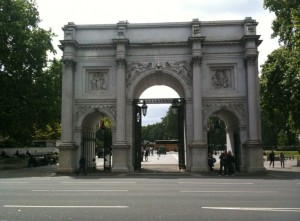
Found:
[142,106,178,141]
[0,0,57,145]
[261,0,300,146]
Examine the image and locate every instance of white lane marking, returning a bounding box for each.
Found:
[4,205,128,209]
[32,190,128,192]
[202,207,300,212]
[181,191,277,193]
[61,182,136,184]
[179,182,254,185]
[0,182,30,184]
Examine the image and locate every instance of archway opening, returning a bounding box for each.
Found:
[206,110,241,175]
[134,85,186,172]
[80,111,113,173]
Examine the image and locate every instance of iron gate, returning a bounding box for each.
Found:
[82,132,96,170]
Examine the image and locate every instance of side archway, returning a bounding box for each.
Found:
[203,102,247,172]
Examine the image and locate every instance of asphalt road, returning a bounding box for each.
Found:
[0,173,299,221]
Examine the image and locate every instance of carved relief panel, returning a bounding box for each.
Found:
[85,69,109,94]
[209,66,235,90]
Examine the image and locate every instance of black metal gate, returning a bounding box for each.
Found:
[177,100,186,170]
[233,132,240,172]
[82,132,96,170]
[133,98,186,171]
[133,104,142,171]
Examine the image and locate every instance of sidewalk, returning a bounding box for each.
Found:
[0,152,299,177]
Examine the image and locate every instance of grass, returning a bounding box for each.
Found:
[264,150,300,159]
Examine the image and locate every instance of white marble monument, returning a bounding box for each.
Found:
[58,18,265,174]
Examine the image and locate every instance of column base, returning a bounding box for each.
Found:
[189,141,208,172]
[111,143,130,173]
[243,141,266,174]
[58,142,78,174]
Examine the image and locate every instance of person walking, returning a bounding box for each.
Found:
[208,153,215,173]
[269,150,275,168]
[77,155,87,175]
[280,152,285,168]
[219,150,228,176]
[227,151,235,176]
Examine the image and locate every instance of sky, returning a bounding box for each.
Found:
[35,0,279,125]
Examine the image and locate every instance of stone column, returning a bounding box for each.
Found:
[58,23,78,174]
[246,56,260,142]
[58,58,77,173]
[111,21,130,172]
[188,20,207,172]
[242,17,265,173]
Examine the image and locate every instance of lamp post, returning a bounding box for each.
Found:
[171,99,178,114]
[141,100,148,116]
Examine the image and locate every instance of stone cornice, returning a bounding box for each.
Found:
[59,40,79,50]
[241,35,262,46]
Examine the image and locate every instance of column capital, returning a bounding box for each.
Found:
[115,58,126,67]
[192,56,202,65]
[62,57,76,69]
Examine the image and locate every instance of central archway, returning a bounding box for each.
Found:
[128,66,192,172]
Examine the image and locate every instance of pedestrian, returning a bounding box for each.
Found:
[157,148,161,159]
[280,152,285,168]
[145,148,149,161]
[207,153,215,172]
[227,151,235,176]
[219,150,228,176]
[77,155,87,175]
[269,150,275,168]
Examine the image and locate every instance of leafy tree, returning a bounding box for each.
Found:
[32,59,62,140]
[261,0,300,146]
[0,0,55,145]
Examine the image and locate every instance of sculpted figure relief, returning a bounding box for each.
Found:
[211,69,230,89]
[90,73,107,91]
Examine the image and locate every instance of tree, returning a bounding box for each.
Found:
[261,0,300,146]
[0,0,55,145]
[32,59,62,140]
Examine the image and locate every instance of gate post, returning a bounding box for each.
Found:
[189,142,208,172]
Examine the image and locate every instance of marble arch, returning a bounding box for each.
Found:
[58,18,265,174]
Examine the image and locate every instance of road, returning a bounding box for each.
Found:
[0,172,299,221]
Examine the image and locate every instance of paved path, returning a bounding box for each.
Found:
[0,151,299,177]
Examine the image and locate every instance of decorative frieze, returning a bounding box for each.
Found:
[126,61,192,86]
[75,104,116,121]
[203,102,246,120]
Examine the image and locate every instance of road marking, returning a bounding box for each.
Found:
[61,182,136,184]
[181,191,277,193]
[202,207,300,212]
[4,205,128,209]
[0,182,30,184]
[32,189,128,192]
[178,182,254,185]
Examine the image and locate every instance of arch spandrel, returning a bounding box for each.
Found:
[75,104,116,129]
[202,102,247,129]
[126,61,192,99]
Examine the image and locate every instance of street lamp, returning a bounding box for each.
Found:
[171,99,178,114]
[141,100,148,116]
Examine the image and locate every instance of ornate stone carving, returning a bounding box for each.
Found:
[76,104,116,121]
[126,61,192,86]
[126,62,154,86]
[192,24,201,37]
[203,102,246,120]
[164,61,192,85]
[211,69,231,89]
[89,72,107,91]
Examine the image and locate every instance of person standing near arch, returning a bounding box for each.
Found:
[269,151,275,168]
